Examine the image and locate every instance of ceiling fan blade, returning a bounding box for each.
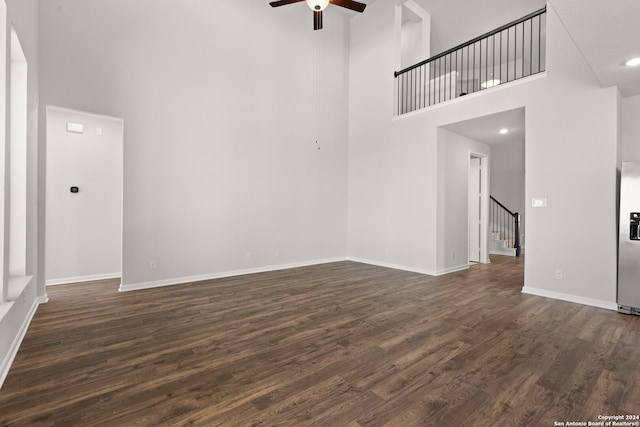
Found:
[314,10,323,30]
[270,0,305,7]
[330,0,366,13]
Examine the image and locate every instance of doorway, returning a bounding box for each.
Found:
[468,153,488,263]
[45,106,123,285]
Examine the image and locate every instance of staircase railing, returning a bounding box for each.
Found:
[394,6,546,115]
[490,196,521,257]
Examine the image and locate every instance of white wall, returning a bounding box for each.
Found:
[39,0,350,289]
[401,20,423,69]
[0,0,41,388]
[45,107,122,284]
[349,1,619,309]
[490,139,525,245]
[622,95,640,162]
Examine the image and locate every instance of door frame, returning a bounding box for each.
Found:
[468,151,489,264]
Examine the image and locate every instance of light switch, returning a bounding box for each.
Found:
[96,127,103,136]
[532,197,547,208]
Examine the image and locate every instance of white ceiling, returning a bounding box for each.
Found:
[413,0,546,56]
[404,0,640,97]
[548,0,640,97]
[337,0,640,97]
[443,108,525,146]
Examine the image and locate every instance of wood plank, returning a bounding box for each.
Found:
[1,257,639,426]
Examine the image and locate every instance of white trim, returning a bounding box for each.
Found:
[119,258,346,292]
[46,105,124,123]
[0,295,46,390]
[347,257,438,276]
[521,287,618,311]
[435,264,470,276]
[489,249,517,256]
[46,273,121,286]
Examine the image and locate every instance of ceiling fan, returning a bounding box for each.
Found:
[270,0,367,31]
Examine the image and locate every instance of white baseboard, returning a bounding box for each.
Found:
[46,273,121,286]
[346,257,439,276]
[435,264,470,275]
[0,295,47,390]
[347,257,471,277]
[489,249,517,257]
[119,258,347,292]
[522,287,617,311]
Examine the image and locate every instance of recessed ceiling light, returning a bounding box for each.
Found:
[499,128,509,135]
[625,57,640,67]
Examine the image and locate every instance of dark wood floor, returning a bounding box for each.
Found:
[1,257,639,426]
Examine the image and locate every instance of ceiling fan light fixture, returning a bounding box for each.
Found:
[305,0,330,11]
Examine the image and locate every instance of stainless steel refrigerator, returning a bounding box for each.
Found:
[618,162,640,315]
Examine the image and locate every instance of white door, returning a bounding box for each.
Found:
[45,107,123,284]
[468,157,481,262]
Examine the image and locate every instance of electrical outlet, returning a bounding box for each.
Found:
[149,260,157,271]
[451,250,456,260]
[555,269,563,280]
[246,252,252,260]
[275,249,280,257]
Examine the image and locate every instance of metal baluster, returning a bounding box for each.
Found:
[404,73,407,114]
[448,52,452,100]
[499,30,503,87]
[420,64,423,109]
[413,67,416,111]
[455,48,459,97]
[485,37,489,90]
[479,39,483,91]
[438,57,441,104]
[522,22,525,79]
[473,42,476,93]
[513,25,516,80]
[431,59,434,106]
[467,45,470,95]
[416,65,419,110]
[507,27,510,82]
[492,33,495,87]
[539,15,543,72]
[529,18,533,76]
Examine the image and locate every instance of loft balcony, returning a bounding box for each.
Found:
[394,6,547,116]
